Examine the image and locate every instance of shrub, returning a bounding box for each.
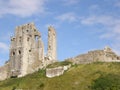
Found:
[91,74,120,90]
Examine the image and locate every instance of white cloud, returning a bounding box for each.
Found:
[81,15,120,54]
[100,33,115,39]
[81,15,120,33]
[0,0,46,17]
[115,1,120,7]
[83,15,120,38]
[0,42,9,53]
[89,5,99,10]
[81,15,116,26]
[56,12,78,23]
[63,0,80,5]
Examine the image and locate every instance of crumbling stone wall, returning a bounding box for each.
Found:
[46,65,71,78]
[0,63,9,81]
[46,66,64,78]
[69,47,120,64]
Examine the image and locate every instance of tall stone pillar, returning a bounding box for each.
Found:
[47,26,57,63]
[38,36,44,65]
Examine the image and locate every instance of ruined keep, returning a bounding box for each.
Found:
[0,23,57,80]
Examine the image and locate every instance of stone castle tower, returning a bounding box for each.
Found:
[46,26,57,65]
[9,23,45,77]
[0,23,57,80]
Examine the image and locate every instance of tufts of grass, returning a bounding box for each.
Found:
[47,61,72,68]
[0,62,120,90]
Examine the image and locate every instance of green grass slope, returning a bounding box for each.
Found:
[0,62,120,90]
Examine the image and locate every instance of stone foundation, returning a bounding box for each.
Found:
[46,65,71,78]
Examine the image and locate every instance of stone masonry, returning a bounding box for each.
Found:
[46,64,71,78]
[68,46,120,64]
[1,23,120,80]
[0,23,57,80]
[45,26,57,65]
[9,23,45,77]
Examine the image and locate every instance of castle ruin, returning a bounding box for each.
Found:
[0,23,57,80]
[69,46,120,64]
[0,23,120,80]
[46,26,57,65]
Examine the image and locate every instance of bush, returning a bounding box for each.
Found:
[12,86,16,90]
[91,74,120,90]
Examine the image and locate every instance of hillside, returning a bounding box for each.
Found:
[0,62,120,90]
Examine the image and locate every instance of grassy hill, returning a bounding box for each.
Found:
[0,62,120,90]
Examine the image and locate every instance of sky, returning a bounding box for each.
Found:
[0,0,120,66]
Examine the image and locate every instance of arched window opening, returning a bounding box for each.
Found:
[19,50,21,55]
[35,35,38,42]
[26,30,29,32]
[13,52,15,56]
[29,50,31,52]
